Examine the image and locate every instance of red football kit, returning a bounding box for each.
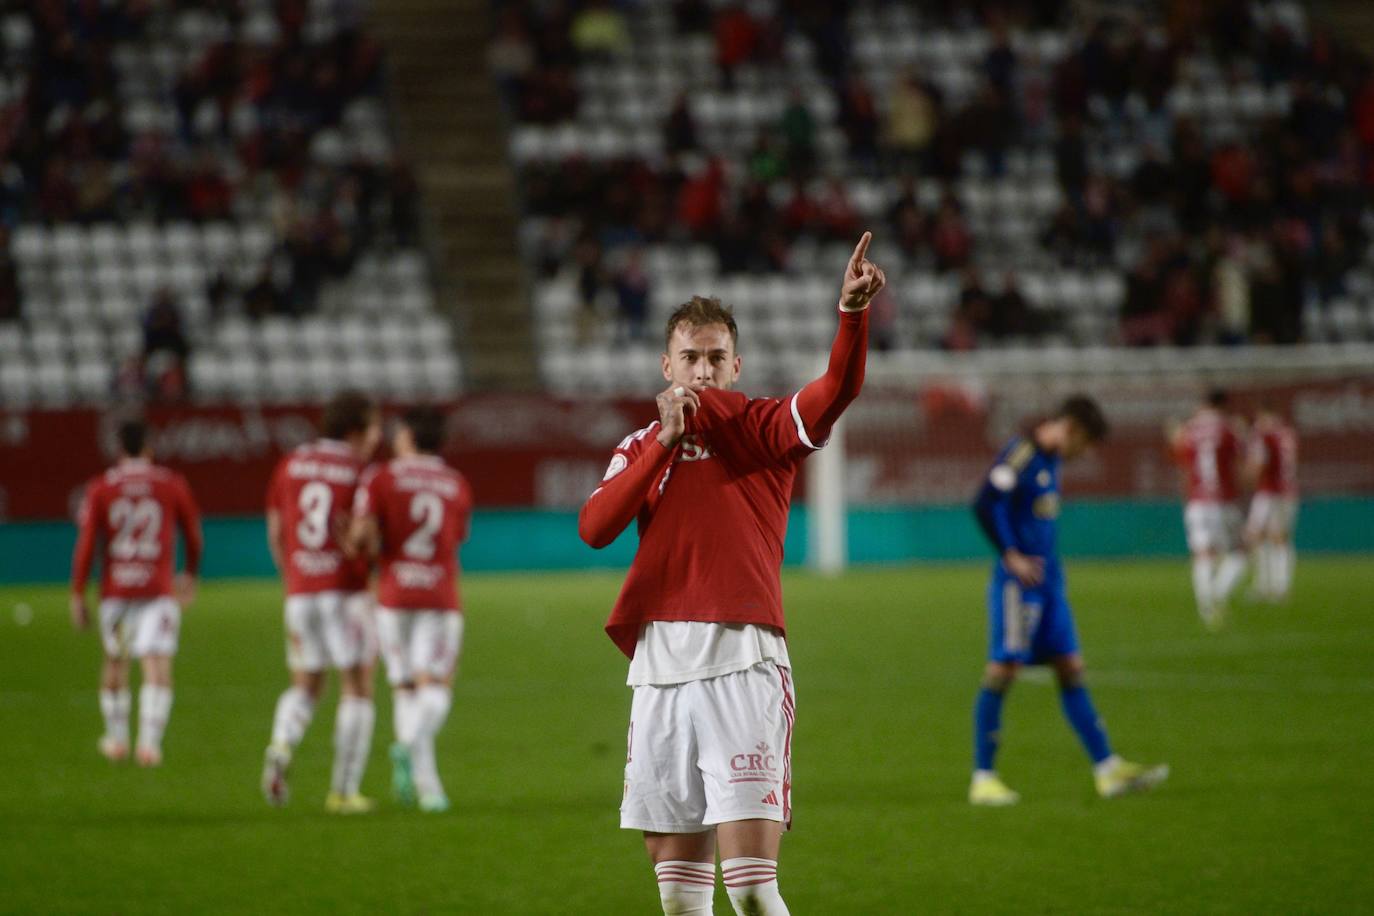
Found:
[1173,411,1241,503]
[1252,423,1298,496]
[72,460,203,600]
[267,439,368,595]
[580,307,869,658]
[354,456,472,612]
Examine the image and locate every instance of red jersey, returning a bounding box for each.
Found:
[1250,422,1298,495]
[354,455,472,612]
[1173,410,1242,503]
[267,439,368,595]
[72,460,203,600]
[581,307,868,658]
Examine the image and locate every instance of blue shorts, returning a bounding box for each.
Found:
[987,562,1079,665]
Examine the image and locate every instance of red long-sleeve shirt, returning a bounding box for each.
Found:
[72,460,203,599]
[580,307,868,657]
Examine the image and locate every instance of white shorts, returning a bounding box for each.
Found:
[284,591,375,672]
[99,597,180,659]
[1184,501,1243,554]
[621,661,795,834]
[376,609,463,686]
[1247,493,1297,540]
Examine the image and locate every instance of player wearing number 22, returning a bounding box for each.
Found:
[261,391,383,813]
[580,233,885,916]
[70,418,203,768]
[969,397,1167,806]
[351,406,473,814]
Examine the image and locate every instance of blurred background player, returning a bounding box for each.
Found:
[1244,404,1299,603]
[579,233,884,916]
[970,397,1167,806]
[261,391,383,813]
[70,419,203,767]
[350,406,473,813]
[1168,389,1247,630]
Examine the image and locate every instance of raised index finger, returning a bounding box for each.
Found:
[849,231,872,275]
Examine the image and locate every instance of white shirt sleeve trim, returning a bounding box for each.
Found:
[790,392,826,450]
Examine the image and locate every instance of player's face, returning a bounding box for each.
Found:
[661,322,741,392]
[393,424,415,457]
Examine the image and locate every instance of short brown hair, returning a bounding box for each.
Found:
[1058,395,1110,442]
[401,405,446,453]
[322,390,376,439]
[664,296,739,353]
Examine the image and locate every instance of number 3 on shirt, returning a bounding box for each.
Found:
[297,481,333,549]
[403,492,444,560]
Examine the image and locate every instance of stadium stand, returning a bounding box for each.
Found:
[496,0,1374,393]
[0,0,459,407]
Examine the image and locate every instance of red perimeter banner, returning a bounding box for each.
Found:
[2,378,1372,521]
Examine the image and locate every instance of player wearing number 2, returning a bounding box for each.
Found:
[350,406,473,813]
[580,233,884,916]
[71,418,203,767]
[261,391,383,812]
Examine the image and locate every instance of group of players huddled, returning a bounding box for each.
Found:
[71,398,473,815]
[68,231,1300,915]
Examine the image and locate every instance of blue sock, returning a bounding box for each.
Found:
[973,687,1005,771]
[1059,685,1112,764]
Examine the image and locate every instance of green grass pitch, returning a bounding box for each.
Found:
[1,557,1371,914]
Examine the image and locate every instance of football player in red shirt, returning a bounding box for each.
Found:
[580,233,884,916]
[1168,388,1247,630]
[70,419,203,767]
[261,391,382,813]
[350,406,473,813]
[1244,403,1299,602]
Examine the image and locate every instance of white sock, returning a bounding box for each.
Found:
[331,696,375,797]
[411,733,443,798]
[654,860,715,916]
[393,690,421,745]
[1191,556,1215,616]
[137,685,173,751]
[416,684,451,740]
[270,686,316,752]
[1276,543,1294,597]
[100,689,130,744]
[1093,754,1123,778]
[1214,552,1247,602]
[722,857,789,916]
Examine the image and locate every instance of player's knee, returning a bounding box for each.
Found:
[1054,661,1086,690]
[982,665,1017,693]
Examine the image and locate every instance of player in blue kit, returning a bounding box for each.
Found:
[969,396,1168,805]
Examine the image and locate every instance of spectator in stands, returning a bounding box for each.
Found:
[141,289,190,401]
[0,229,19,323]
[931,193,973,271]
[817,178,860,242]
[883,69,939,177]
[489,11,535,111]
[714,4,759,90]
[990,273,1038,340]
[664,94,699,152]
[838,76,880,172]
[571,0,630,61]
[779,91,817,177]
[1210,232,1251,345]
[575,235,605,344]
[614,247,652,343]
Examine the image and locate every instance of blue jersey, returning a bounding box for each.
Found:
[972,436,1062,564]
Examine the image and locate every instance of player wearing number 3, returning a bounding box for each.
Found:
[580,233,884,916]
[261,391,383,812]
[351,406,473,813]
[71,419,203,767]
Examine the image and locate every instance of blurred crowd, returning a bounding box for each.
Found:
[497,0,1374,348]
[0,0,424,399]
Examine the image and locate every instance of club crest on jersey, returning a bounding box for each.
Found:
[1037,470,1051,486]
[677,435,714,463]
[1033,493,1060,519]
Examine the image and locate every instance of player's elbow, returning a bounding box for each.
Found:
[577,507,616,549]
